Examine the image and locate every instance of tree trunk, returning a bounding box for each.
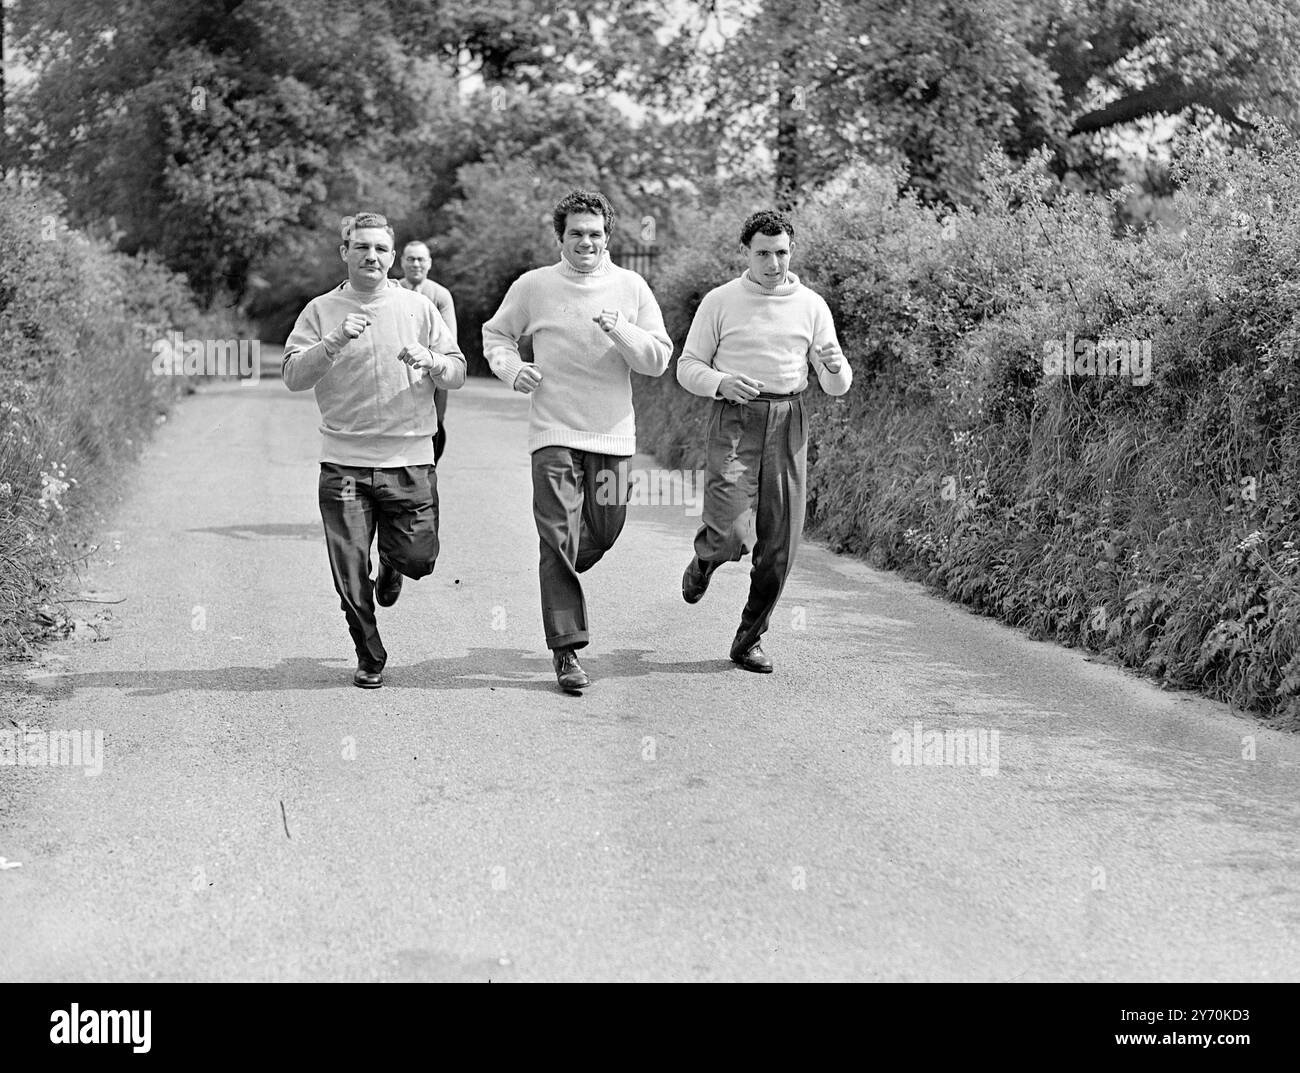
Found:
[1,3,7,177]
[773,5,799,209]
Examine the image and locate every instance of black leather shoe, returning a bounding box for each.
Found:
[552,648,590,692]
[353,667,383,689]
[682,556,715,604]
[730,640,773,673]
[375,559,402,607]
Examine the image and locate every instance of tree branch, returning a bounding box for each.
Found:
[1069,80,1253,135]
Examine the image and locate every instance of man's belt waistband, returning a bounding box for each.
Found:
[753,389,804,401]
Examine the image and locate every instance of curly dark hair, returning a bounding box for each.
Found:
[740,210,794,247]
[553,190,616,241]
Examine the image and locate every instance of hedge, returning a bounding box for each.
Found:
[633,133,1300,723]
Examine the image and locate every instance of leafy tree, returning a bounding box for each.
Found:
[5,0,455,301]
[578,0,1065,205]
[583,0,1300,205]
[389,0,611,87]
[1044,0,1300,136]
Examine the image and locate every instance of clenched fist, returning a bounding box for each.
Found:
[324,313,371,355]
[513,365,543,395]
[397,345,441,376]
[340,313,370,339]
[717,372,764,403]
[814,342,843,374]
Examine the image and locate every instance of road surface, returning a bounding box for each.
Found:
[2,360,1298,981]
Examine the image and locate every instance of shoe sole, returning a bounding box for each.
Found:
[353,678,383,689]
[557,679,589,694]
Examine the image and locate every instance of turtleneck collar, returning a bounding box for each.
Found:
[741,269,801,296]
[341,278,400,301]
[558,251,614,278]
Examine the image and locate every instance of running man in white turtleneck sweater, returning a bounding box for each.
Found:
[284,212,465,689]
[483,190,672,693]
[677,209,853,674]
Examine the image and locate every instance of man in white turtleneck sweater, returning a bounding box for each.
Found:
[677,209,853,674]
[483,190,672,693]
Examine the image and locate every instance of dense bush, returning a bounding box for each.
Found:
[0,181,244,656]
[633,131,1300,723]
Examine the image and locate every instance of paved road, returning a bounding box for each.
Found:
[2,360,1299,981]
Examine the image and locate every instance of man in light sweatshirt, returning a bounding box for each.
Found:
[284,212,466,689]
[677,209,852,674]
[482,190,672,693]
[397,239,458,463]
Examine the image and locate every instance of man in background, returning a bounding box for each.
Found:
[398,240,458,462]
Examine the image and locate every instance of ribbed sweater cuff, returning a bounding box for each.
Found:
[606,317,646,358]
[680,363,726,398]
[816,362,853,397]
[487,348,527,388]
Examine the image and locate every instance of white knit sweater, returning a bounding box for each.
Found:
[677,271,853,399]
[482,254,672,455]
[284,281,465,466]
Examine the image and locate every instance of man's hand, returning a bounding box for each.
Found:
[324,313,370,355]
[717,373,764,403]
[340,313,370,339]
[592,309,620,333]
[814,342,843,374]
[513,365,543,395]
[397,344,441,376]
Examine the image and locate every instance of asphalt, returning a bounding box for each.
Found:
[1,357,1298,982]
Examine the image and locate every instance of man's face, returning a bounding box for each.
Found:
[402,244,431,285]
[744,229,793,287]
[558,212,608,271]
[341,228,395,290]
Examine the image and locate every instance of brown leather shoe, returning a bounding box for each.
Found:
[553,647,590,692]
[376,559,402,607]
[729,640,773,673]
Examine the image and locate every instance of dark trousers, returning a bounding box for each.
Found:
[531,446,628,651]
[694,395,808,653]
[433,388,447,463]
[318,463,440,671]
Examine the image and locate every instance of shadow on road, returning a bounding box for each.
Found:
[35,647,735,698]
[188,523,322,541]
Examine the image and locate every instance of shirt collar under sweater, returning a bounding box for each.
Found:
[741,269,802,296]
